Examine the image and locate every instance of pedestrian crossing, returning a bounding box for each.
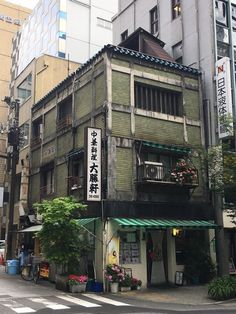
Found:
[1,293,131,313]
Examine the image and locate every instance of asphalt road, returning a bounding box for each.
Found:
[0,267,236,314]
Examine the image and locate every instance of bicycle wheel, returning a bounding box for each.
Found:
[21,265,34,281]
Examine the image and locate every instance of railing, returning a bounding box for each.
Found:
[66,176,84,192]
[40,184,55,198]
[57,115,72,131]
[137,162,199,187]
[31,136,41,148]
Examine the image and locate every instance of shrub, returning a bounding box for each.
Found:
[208,276,236,300]
[120,274,132,287]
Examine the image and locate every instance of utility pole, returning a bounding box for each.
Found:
[3,97,20,260]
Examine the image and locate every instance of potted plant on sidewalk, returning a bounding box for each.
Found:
[131,277,142,290]
[120,273,132,292]
[68,274,88,293]
[105,264,124,293]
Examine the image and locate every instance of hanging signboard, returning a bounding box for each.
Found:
[86,127,101,201]
[215,57,233,139]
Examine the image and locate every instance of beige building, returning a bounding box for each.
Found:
[0,0,31,239]
[8,54,79,253]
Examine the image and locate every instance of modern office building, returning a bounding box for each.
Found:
[0,0,31,239]
[11,0,118,80]
[113,0,236,274]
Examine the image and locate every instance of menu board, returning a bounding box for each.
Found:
[119,233,140,264]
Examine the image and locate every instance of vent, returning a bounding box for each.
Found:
[143,161,164,180]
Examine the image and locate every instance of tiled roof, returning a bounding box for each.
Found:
[33,44,200,111]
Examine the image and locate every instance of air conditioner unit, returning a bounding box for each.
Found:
[143,161,164,180]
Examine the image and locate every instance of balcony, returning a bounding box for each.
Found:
[67,176,84,193]
[40,184,55,199]
[31,136,41,149]
[137,161,198,188]
[57,115,72,131]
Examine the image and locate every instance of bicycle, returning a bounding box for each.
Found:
[20,263,39,282]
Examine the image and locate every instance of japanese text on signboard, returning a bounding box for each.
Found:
[216,57,233,139]
[86,128,101,201]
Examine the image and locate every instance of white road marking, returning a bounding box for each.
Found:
[83,293,131,306]
[10,307,36,313]
[29,297,70,310]
[57,294,101,307]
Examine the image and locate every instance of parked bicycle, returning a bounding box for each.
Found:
[20,256,47,283]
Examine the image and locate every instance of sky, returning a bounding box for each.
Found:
[6,0,39,9]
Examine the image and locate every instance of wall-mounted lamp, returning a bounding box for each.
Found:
[172,228,181,237]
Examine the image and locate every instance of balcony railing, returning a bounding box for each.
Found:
[57,115,72,131]
[40,184,55,199]
[31,136,41,148]
[67,176,84,193]
[137,161,198,188]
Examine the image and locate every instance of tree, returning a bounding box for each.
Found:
[33,197,88,272]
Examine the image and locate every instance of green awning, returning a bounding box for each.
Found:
[141,141,191,154]
[76,217,99,226]
[18,218,98,233]
[18,225,42,233]
[113,218,218,229]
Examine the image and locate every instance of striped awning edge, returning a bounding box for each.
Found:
[112,218,218,229]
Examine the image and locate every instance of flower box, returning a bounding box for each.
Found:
[69,282,87,293]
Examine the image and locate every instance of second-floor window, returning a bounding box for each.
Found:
[121,29,128,42]
[41,167,54,196]
[134,83,182,117]
[172,0,181,20]
[150,6,158,35]
[17,73,32,103]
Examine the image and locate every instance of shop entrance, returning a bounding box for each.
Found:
[146,230,167,286]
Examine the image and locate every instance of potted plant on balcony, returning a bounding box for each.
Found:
[68,274,88,293]
[105,264,124,293]
[170,159,197,185]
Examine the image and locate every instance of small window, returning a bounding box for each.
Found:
[150,6,158,34]
[172,0,181,20]
[41,166,54,197]
[19,122,29,149]
[17,73,32,103]
[172,42,182,63]
[121,29,128,42]
[215,0,228,27]
[97,17,112,30]
[135,82,182,117]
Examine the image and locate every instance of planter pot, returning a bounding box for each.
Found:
[120,286,131,292]
[137,285,141,290]
[110,282,119,293]
[69,282,87,293]
[55,275,69,292]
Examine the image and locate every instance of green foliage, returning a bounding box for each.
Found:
[184,240,216,284]
[120,274,132,287]
[33,197,87,267]
[208,276,236,300]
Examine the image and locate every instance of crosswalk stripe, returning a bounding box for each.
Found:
[83,293,131,306]
[8,307,36,313]
[29,297,70,310]
[57,295,101,308]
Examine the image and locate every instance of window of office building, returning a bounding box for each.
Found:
[97,17,112,30]
[172,0,181,20]
[121,29,128,42]
[135,83,182,117]
[150,6,158,35]
[17,73,32,103]
[19,122,29,149]
[215,0,228,26]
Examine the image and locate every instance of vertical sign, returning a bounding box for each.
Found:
[86,127,101,201]
[215,57,233,139]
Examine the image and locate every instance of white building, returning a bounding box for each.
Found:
[12,0,118,78]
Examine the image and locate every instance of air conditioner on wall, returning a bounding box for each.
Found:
[143,161,164,180]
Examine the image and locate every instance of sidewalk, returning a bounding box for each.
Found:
[0,265,223,306]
